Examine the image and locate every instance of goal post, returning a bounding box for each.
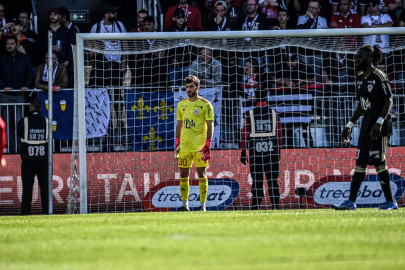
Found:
[70,28,405,214]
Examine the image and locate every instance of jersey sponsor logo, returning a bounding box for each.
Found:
[307,174,405,208]
[143,178,240,211]
[184,118,196,128]
[360,97,371,110]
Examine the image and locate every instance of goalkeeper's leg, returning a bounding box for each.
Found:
[197,167,208,211]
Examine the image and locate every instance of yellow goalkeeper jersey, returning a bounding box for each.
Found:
[177,97,214,152]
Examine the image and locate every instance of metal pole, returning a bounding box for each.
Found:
[47,31,53,215]
[76,34,88,214]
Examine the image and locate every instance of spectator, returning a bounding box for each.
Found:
[167,8,189,31]
[59,7,80,44]
[39,7,72,69]
[272,7,293,29]
[7,19,27,48]
[18,11,37,41]
[0,35,33,153]
[239,0,271,30]
[274,53,315,147]
[164,0,203,31]
[0,4,9,35]
[380,0,403,26]
[169,55,190,87]
[129,9,148,32]
[258,0,288,25]
[205,1,236,30]
[361,0,393,53]
[330,0,361,49]
[224,0,243,26]
[322,39,357,146]
[296,0,327,82]
[89,4,127,85]
[297,0,328,29]
[238,58,262,101]
[330,0,361,29]
[294,0,333,22]
[190,48,222,86]
[17,99,49,215]
[331,0,358,14]
[35,52,68,92]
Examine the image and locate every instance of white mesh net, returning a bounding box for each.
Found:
[68,30,405,213]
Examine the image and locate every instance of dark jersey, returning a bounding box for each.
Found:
[356,68,392,137]
[17,112,49,160]
[245,106,282,162]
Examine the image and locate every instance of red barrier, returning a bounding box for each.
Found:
[1,148,404,215]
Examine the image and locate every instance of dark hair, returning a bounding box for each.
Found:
[4,35,18,43]
[49,7,61,14]
[277,7,289,17]
[185,75,200,87]
[138,9,148,15]
[30,98,42,111]
[309,0,321,7]
[244,57,259,73]
[359,45,382,66]
[143,15,155,24]
[59,6,70,19]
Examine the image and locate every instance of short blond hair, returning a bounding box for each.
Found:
[184,75,200,87]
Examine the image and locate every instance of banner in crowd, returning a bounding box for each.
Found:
[124,91,175,151]
[38,89,110,139]
[174,87,222,149]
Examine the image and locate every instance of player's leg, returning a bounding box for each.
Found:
[333,137,367,210]
[178,152,193,211]
[36,161,49,215]
[265,159,280,210]
[373,136,398,210]
[21,160,35,215]
[250,163,264,210]
[195,152,209,211]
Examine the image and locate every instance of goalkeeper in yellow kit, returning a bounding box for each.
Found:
[175,75,214,211]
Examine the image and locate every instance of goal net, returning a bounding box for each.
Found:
[68,28,405,213]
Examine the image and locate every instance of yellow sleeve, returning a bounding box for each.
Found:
[176,102,183,121]
[205,101,214,121]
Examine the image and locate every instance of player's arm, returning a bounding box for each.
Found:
[199,120,213,161]
[175,120,183,158]
[342,102,364,143]
[370,97,393,140]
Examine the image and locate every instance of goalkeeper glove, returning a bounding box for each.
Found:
[240,149,248,165]
[175,138,180,159]
[199,138,212,161]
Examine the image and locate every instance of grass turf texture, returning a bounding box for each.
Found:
[1,209,404,270]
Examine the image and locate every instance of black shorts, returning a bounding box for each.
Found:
[356,136,389,166]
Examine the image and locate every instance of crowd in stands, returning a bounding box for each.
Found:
[0,0,404,152]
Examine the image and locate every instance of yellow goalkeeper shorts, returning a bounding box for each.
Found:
[177,151,208,168]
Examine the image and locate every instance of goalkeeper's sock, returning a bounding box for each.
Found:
[180,177,189,207]
[199,177,208,205]
[376,165,394,202]
[349,168,366,202]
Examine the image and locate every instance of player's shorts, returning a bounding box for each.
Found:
[177,151,209,168]
[356,136,389,166]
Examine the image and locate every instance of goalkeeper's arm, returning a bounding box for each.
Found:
[175,120,183,158]
[342,103,363,143]
[200,120,213,161]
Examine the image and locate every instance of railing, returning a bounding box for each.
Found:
[1,90,404,154]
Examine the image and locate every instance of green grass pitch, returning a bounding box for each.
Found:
[1,209,404,270]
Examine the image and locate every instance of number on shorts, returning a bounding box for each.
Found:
[179,158,187,166]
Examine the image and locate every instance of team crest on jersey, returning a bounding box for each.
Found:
[368,84,373,93]
[194,109,199,115]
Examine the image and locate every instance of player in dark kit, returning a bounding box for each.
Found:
[240,92,283,210]
[333,45,397,211]
[17,99,49,215]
